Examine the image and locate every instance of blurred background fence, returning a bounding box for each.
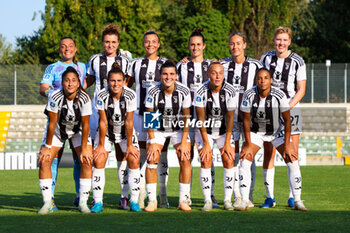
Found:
[0,63,349,105]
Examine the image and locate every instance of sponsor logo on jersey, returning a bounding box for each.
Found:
[101,62,107,66]
[159,99,165,104]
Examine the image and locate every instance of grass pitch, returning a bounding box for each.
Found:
[0,166,349,233]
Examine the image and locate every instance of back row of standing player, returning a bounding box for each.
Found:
[38,24,307,213]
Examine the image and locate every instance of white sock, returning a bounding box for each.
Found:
[79,178,91,202]
[287,160,302,201]
[189,166,193,199]
[139,149,147,197]
[158,151,168,196]
[117,161,129,198]
[146,183,157,201]
[288,168,294,198]
[39,179,52,202]
[250,160,256,202]
[179,183,191,201]
[92,168,105,203]
[233,153,241,199]
[239,159,252,201]
[263,167,275,199]
[223,168,234,202]
[200,168,212,202]
[128,168,141,203]
[211,162,215,196]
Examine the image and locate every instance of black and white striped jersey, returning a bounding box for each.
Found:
[260,50,306,99]
[221,56,262,121]
[46,89,92,141]
[176,59,211,99]
[145,81,191,132]
[95,86,137,143]
[87,51,130,97]
[240,86,290,136]
[128,56,167,114]
[194,81,236,136]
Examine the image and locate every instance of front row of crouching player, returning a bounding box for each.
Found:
[38,62,307,214]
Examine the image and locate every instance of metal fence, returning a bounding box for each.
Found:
[0,63,349,105]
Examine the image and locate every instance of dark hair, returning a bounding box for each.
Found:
[143,30,160,43]
[102,24,120,42]
[208,61,222,71]
[61,67,88,101]
[228,32,247,43]
[160,60,178,74]
[60,37,77,64]
[189,28,205,44]
[108,62,126,80]
[256,67,272,78]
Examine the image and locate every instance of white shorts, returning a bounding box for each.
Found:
[51,131,92,148]
[248,131,285,149]
[147,130,190,146]
[195,131,234,150]
[133,111,148,142]
[281,101,302,135]
[290,103,303,135]
[94,133,140,153]
[42,120,78,149]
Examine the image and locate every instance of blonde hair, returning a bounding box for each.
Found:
[274,26,292,39]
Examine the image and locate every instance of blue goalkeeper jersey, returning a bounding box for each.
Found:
[41,60,87,91]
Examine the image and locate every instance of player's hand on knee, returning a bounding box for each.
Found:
[284,143,297,162]
[199,144,212,162]
[38,147,52,164]
[80,148,93,166]
[221,143,234,161]
[147,144,160,162]
[176,142,191,161]
[126,144,140,160]
[93,144,106,160]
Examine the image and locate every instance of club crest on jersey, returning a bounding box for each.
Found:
[146,97,153,103]
[50,102,56,108]
[97,100,103,106]
[73,104,79,109]
[173,96,178,104]
[120,101,125,109]
[203,65,208,71]
[157,63,162,70]
[285,62,290,70]
[266,100,271,108]
[196,96,202,102]
[243,66,248,73]
[220,95,225,102]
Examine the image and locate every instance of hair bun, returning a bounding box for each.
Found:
[193,28,203,33]
[111,62,122,70]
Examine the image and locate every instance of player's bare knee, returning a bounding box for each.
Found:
[128,157,139,169]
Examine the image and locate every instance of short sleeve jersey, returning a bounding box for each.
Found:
[87,51,130,97]
[95,86,137,142]
[128,56,167,114]
[46,89,92,140]
[260,50,306,99]
[145,81,191,132]
[194,80,237,136]
[221,56,262,122]
[41,61,87,91]
[241,86,290,136]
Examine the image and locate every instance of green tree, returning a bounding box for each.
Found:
[0,35,14,64]
[292,0,350,62]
